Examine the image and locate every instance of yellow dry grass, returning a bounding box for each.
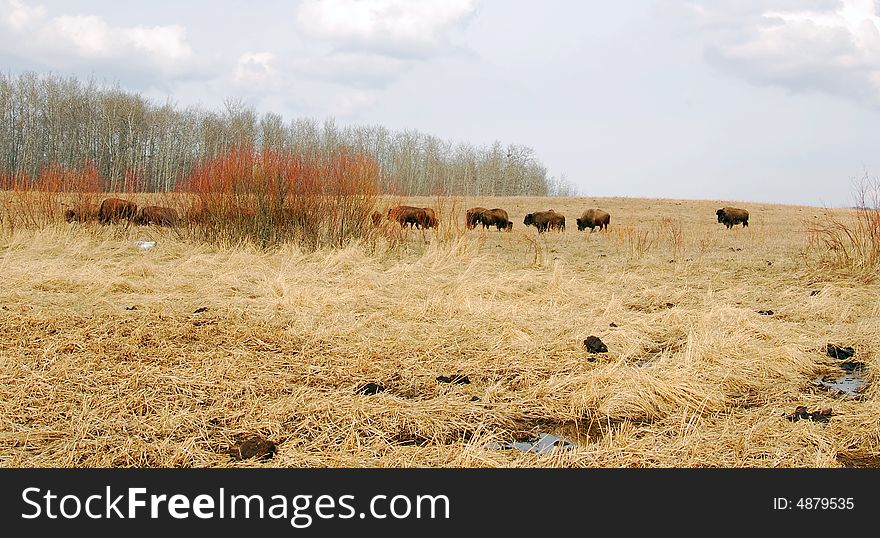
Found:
[1,195,878,467]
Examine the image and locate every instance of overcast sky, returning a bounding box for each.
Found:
[2,0,880,206]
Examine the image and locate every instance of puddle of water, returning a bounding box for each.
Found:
[815,362,867,397]
[355,382,385,395]
[490,433,576,454]
[826,344,855,360]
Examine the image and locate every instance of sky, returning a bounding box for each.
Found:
[2,0,880,207]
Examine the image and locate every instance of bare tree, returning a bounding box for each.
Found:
[0,71,555,196]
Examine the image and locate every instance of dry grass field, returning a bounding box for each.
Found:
[1,195,878,467]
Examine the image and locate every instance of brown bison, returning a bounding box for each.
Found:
[479,208,512,231]
[136,205,178,226]
[465,207,488,229]
[524,209,565,233]
[716,207,749,229]
[98,197,137,224]
[63,204,98,223]
[388,205,420,228]
[388,205,434,229]
[576,209,610,232]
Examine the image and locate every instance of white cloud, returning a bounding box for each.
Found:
[682,0,880,106]
[43,15,195,72]
[234,52,279,85]
[1,0,198,80]
[125,25,195,65]
[284,0,479,113]
[296,0,477,57]
[3,0,46,30]
[47,15,116,58]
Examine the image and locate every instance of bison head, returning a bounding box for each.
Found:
[716,208,725,223]
[523,213,534,226]
[576,218,586,231]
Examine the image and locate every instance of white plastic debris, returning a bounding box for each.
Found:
[134,241,156,250]
[489,433,576,454]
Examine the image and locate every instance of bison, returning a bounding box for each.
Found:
[479,208,511,231]
[465,207,488,229]
[716,207,749,229]
[98,197,137,224]
[388,205,434,229]
[524,209,565,233]
[135,205,178,226]
[388,205,419,228]
[576,209,610,232]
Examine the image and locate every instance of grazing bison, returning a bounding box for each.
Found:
[136,205,178,226]
[716,207,749,229]
[479,208,511,231]
[524,209,565,233]
[388,205,428,229]
[465,207,488,229]
[386,205,439,230]
[371,210,383,226]
[576,209,610,232]
[98,197,137,224]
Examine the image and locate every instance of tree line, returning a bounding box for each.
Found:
[0,72,575,196]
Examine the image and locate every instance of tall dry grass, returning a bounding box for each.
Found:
[805,176,880,281]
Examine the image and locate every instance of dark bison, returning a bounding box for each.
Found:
[576,209,610,232]
[371,210,383,226]
[388,205,436,229]
[524,209,565,233]
[135,205,178,226]
[716,207,749,229]
[465,207,488,229]
[479,208,512,231]
[98,197,137,224]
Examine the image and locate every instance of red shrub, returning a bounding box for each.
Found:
[176,145,380,249]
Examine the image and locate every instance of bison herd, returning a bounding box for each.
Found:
[63,197,179,226]
[67,198,750,234]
